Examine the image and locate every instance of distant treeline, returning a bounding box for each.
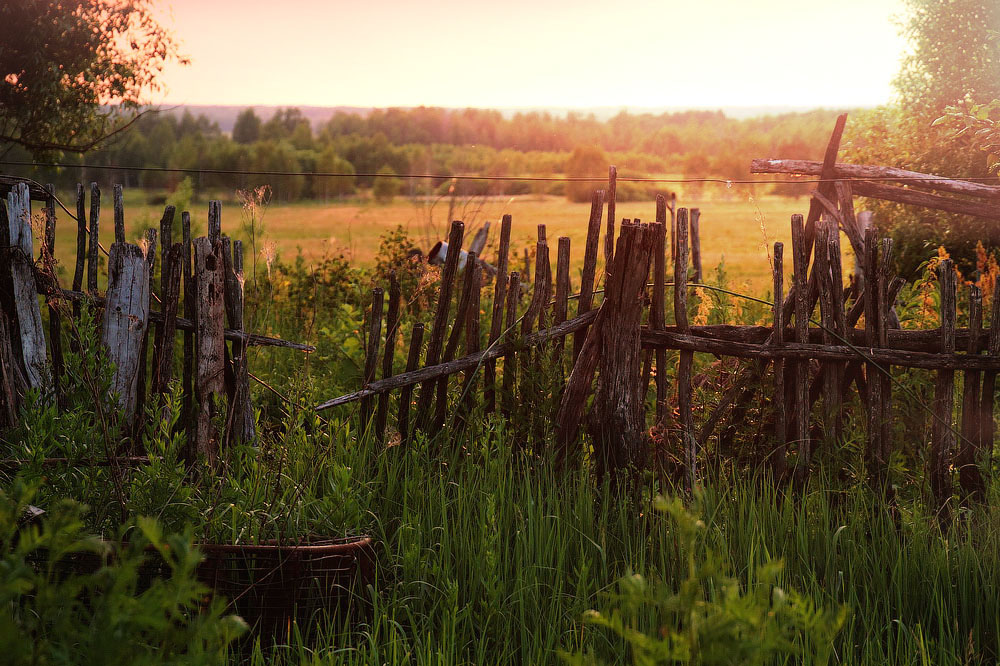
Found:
[9,106,847,201]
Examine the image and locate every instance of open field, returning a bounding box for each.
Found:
[47,188,810,293]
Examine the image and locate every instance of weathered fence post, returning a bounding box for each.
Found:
[591,221,655,483]
[193,235,225,464]
[930,259,957,521]
[101,242,150,424]
[7,182,49,391]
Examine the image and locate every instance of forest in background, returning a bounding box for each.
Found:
[4,105,844,201]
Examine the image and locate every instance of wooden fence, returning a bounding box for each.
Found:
[321,114,1000,518]
[0,177,313,463]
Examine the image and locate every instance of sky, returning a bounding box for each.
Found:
[153,0,909,111]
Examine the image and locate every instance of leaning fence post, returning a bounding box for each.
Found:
[485,215,511,413]
[674,210,695,491]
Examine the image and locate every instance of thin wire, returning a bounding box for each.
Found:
[4,159,1000,185]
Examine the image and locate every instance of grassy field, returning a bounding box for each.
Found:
[47,188,809,293]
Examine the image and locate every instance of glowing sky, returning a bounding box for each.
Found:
[154,0,908,109]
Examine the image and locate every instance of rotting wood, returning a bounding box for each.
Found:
[100,242,150,422]
[484,215,511,413]
[87,182,100,294]
[0,311,24,427]
[958,285,985,500]
[459,260,483,417]
[132,227,157,432]
[864,228,883,483]
[7,182,49,390]
[193,236,225,465]
[72,184,86,324]
[751,159,1000,201]
[376,271,401,443]
[415,221,464,430]
[605,166,617,270]
[980,280,1000,463]
[653,195,668,425]
[592,222,655,482]
[814,219,836,445]
[553,237,571,361]
[574,190,604,361]
[43,187,64,405]
[690,208,702,283]
[435,250,480,429]
[181,212,194,449]
[791,213,810,485]
[501,271,521,417]
[326,308,598,411]
[360,287,384,430]
[771,242,787,477]
[675,209,695,490]
[851,180,1000,221]
[151,243,182,397]
[113,184,125,245]
[930,259,957,522]
[222,236,253,444]
[877,238,894,471]
[398,323,424,444]
[49,287,313,351]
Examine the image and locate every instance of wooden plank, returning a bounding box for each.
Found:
[221,236,253,444]
[0,310,22,428]
[653,195,668,424]
[605,166,617,270]
[87,182,100,294]
[101,242,150,422]
[877,238,894,471]
[574,189,604,360]
[501,271,521,417]
[864,227,883,482]
[814,219,836,444]
[376,271,401,443]
[113,184,125,245]
[484,214,511,413]
[43,186,64,405]
[980,279,1000,464]
[751,158,1000,201]
[7,182,49,390]
[151,243,182,396]
[553,236,571,360]
[159,205,175,293]
[459,259,482,415]
[690,208,702,283]
[361,287,384,431]
[415,221,464,429]
[790,213,810,485]
[132,227,157,432]
[675,209,695,490]
[930,259,957,521]
[397,323,424,444]
[193,236,225,465]
[958,285,985,500]
[72,184,86,323]
[828,221,847,441]
[181,212,194,452]
[772,242,787,477]
[851,180,1000,220]
[208,200,222,244]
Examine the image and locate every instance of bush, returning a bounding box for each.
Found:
[0,480,246,665]
[373,166,402,204]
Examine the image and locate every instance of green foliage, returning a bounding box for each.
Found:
[232,108,262,145]
[0,0,186,156]
[0,480,246,665]
[934,99,1000,176]
[372,165,402,204]
[167,176,195,214]
[562,494,847,665]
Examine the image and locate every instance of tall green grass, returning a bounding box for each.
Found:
[247,414,1000,665]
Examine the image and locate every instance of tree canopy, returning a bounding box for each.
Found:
[0,0,186,156]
